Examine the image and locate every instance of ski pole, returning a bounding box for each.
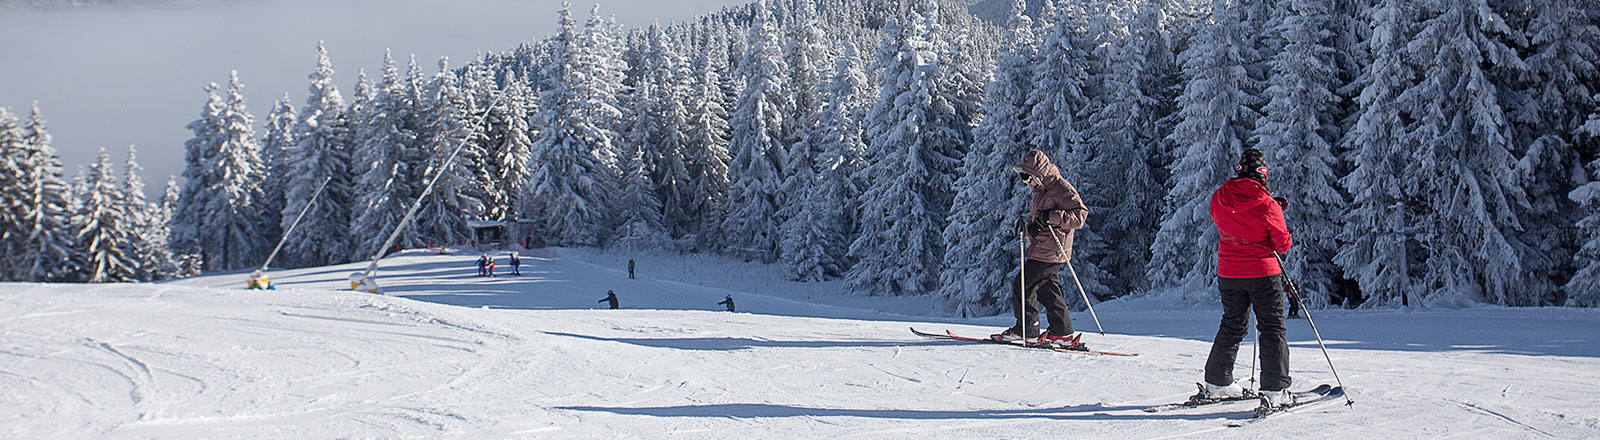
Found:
[1273,251,1354,406]
[1018,223,1029,340]
[1249,314,1258,392]
[1048,224,1104,335]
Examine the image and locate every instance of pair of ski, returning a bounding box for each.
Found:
[910,328,1138,356]
[1145,383,1347,427]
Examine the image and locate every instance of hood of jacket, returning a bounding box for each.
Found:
[1015,149,1063,183]
[1214,177,1273,212]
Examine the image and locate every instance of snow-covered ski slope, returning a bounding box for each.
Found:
[3,247,1598,438]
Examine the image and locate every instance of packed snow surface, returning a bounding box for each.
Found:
[3,247,1598,438]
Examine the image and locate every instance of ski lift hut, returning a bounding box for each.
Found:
[468,220,507,251]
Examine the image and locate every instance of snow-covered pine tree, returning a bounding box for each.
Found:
[1146,0,1263,297]
[1252,0,1344,305]
[350,50,420,259]
[721,0,793,261]
[14,104,75,282]
[1027,0,1092,164]
[616,137,667,249]
[259,93,295,252]
[1505,0,1600,305]
[1076,1,1168,298]
[0,109,23,280]
[119,146,160,281]
[1395,0,1528,305]
[778,41,871,282]
[646,31,695,241]
[485,72,535,224]
[526,3,623,246]
[1334,0,1415,307]
[938,0,1037,315]
[848,2,966,296]
[683,44,734,246]
[74,148,136,283]
[283,45,354,268]
[413,57,485,246]
[171,83,225,268]
[206,71,270,271]
[161,176,199,278]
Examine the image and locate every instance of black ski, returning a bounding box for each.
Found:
[1226,384,1345,427]
[1143,382,1261,412]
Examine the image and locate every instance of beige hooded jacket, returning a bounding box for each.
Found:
[1014,150,1088,264]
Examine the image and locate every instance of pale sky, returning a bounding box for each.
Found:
[0,0,749,190]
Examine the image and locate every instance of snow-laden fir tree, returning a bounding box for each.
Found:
[1394,0,1528,305]
[74,149,136,283]
[0,108,26,280]
[350,50,420,259]
[171,82,224,268]
[283,45,354,268]
[778,42,871,282]
[683,45,733,245]
[616,138,667,249]
[721,0,792,261]
[13,104,76,282]
[1146,0,1263,297]
[119,146,161,281]
[1252,0,1344,304]
[1026,0,1092,163]
[207,71,270,271]
[627,25,692,239]
[161,176,200,278]
[938,0,1037,315]
[259,93,295,249]
[1505,0,1600,305]
[413,57,485,246]
[1334,0,1416,307]
[485,72,536,224]
[1075,1,1169,298]
[848,2,967,296]
[526,2,624,246]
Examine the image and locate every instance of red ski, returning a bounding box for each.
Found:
[911,328,1137,356]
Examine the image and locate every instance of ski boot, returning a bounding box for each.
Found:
[1037,332,1085,350]
[1254,389,1296,417]
[990,328,1028,343]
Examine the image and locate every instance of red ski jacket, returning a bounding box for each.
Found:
[1209,177,1292,278]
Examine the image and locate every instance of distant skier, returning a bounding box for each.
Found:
[477,254,489,277]
[628,259,636,279]
[486,256,496,277]
[247,270,274,290]
[509,252,522,276]
[599,290,619,309]
[718,295,735,312]
[1199,148,1295,412]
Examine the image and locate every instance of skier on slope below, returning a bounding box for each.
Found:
[1197,147,1295,413]
[990,149,1090,350]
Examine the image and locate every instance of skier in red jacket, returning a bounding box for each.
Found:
[1199,148,1295,411]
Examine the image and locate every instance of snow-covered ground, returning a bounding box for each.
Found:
[3,247,1598,438]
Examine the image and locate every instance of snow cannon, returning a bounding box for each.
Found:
[349,272,381,294]
[247,270,274,290]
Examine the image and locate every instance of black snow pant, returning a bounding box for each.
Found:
[1205,275,1292,391]
[1010,258,1074,339]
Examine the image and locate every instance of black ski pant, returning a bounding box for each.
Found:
[1205,275,1292,391]
[1010,258,1073,338]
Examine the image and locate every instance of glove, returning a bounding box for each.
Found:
[1027,211,1053,236]
[1273,197,1288,210]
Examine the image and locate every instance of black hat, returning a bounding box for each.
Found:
[1235,148,1268,181]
